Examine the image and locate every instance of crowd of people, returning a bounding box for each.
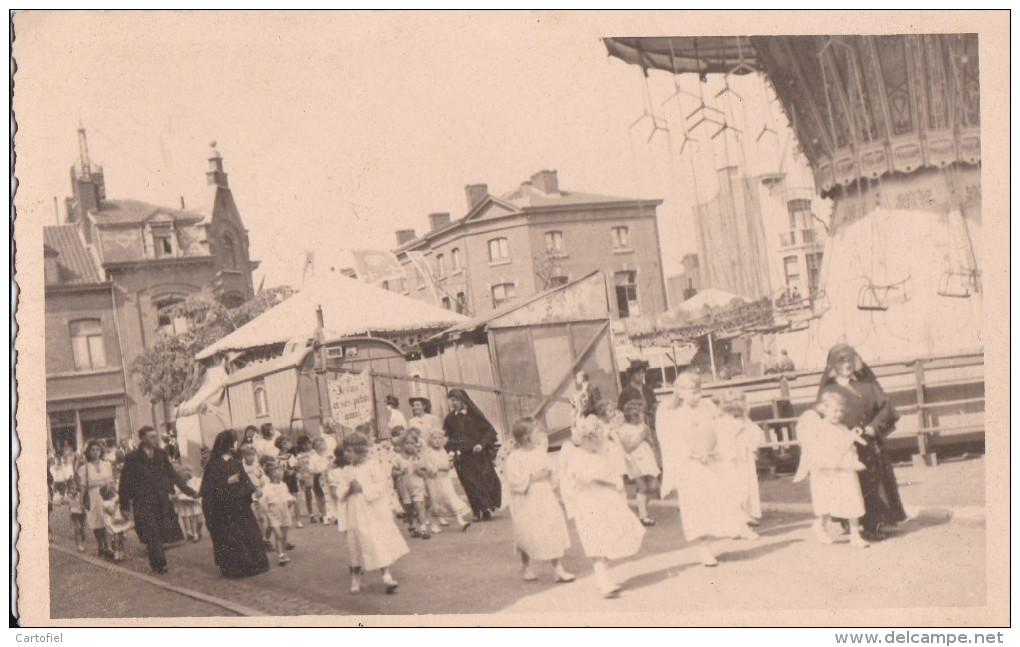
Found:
[49,343,907,600]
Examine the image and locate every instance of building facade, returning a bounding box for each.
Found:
[44,140,256,451]
[388,170,667,324]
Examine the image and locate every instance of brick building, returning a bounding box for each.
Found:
[44,139,256,451]
[389,170,667,323]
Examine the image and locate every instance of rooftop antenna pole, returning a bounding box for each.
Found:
[53,196,60,225]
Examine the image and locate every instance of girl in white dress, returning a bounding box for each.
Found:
[793,391,870,548]
[505,418,575,583]
[617,400,661,527]
[99,484,133,562]
[336,432,409,594]
[420,431,472,532]
[656,373,757,568]
[561,415,645,598]
[715,389,765,524]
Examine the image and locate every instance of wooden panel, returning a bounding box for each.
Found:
[532,325,577,432]
[265,369,300,432]
[492,328,542,426]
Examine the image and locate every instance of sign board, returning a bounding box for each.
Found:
[327,371,375,428]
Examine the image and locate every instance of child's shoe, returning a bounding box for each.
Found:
[419,526,431,540]
[430,523,442,534]
[382,572,399,594]
[812,519,834,545]
[296,521,304,529]
[278,553,290,565]
[738,527,760,540]
[76,542,86,553]
[698,546,719,567]
[438,519,450,527]
[409,527,420,538]
[554,568,576,583]
[522,567,538,582]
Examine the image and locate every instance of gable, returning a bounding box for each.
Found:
[466,201,517,224]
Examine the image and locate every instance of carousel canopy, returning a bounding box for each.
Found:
[196,273,469,360]
[605,35,981,194]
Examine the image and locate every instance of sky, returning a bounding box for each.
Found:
[14,11,814,289]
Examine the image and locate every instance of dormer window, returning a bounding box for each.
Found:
[152,224,174,258]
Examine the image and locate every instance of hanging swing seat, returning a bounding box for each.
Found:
[938,270,980,298]
[857,284,889,311]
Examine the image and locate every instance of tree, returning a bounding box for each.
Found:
[533,249,562,291]
[131,286,294,408]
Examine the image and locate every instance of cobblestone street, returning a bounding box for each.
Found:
[47,458,988,621]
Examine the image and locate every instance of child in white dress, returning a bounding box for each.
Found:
[617,400,661,527]
[561,415,645,598]
[336,432,409,595]
[99,484,133,562]
[715,389,765,525]
[173,466,204,543]
[262,464,296,564]
[794,391,870,548]
[420,431,472,532]
[505,417,575,583]
[67,480,87,552]
[656,373,757,568]
[241,446,269,546]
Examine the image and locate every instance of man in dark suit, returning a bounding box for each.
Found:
[119,426,198,574]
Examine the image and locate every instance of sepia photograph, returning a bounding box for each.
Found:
[11,10,1010,629]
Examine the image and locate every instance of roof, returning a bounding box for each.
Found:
[498,182,647,209]
[91,199,206,226]
[395,174,660,253]
[196,273,469,360]
[43,225,103,285]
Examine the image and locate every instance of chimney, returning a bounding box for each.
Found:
[206,141,229,188]
[530,169,559,195]
[428,212,451,231]
[465,184,488,209]
[396,229,417,246]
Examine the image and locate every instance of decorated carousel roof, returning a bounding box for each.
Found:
[605,35,980,194]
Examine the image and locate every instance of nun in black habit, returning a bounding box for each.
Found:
[442,388,502,521]
[817,344,908,540]
[200,430,270,578]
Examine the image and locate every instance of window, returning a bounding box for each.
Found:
[614,271,638,318]
[441,296,451,310]
[488,237,510,262]
[544,231,564,254]
[451,248,461,271]
[788,199,813,231]
[222,233,238,270]
[70,319,106,370]
[784,256,801,290]
[152,225,174,258]
[611,226,630,250]
[435,254,445,277]
[491,283,516,308]
[806,252,823,295]
[455,291,466,314]
[154,296,188,335]
[381,280,390,291]
[549,276,569,288]
[253,381,269,417]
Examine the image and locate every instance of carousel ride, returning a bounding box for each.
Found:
[605,35,982,369]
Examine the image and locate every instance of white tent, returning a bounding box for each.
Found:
[670,288,752,315]
[197,273,469,360]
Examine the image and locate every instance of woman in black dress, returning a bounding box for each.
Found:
[200,430,270,578]
[817,344,907,540]
[443,389,502,521]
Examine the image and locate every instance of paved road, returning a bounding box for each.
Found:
[49,548,238,618]
[45,457,987,619]
[48,501,985,619]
